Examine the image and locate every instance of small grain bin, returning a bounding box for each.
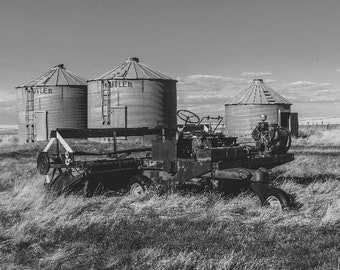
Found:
[16,64,87,143]
[225,79,296,137]
[87,57,177,130]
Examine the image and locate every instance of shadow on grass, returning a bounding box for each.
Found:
[2,216,339,270]
[292,145,340,150]
[0,149,40,160]
[293,151,340,157]
[273,172,340,185]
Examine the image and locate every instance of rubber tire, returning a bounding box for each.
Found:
[262,188,290,210]
[37,152,50,175]
[128,175,151,196]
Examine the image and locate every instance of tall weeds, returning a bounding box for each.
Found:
[0,131,339,269]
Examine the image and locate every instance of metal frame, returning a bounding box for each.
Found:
[42,127,176,158]
[37,123,294,208]
[49,127,176,139]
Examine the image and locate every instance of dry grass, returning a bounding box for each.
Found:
[0,134,18,146]
[296,129,340,146]
[0,130,339,269]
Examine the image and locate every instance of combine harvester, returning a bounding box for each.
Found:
[37,110,294,210]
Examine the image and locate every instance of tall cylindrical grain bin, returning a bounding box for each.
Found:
[225,79,292,137]
[16,64,87,143]
[87,57,177,130]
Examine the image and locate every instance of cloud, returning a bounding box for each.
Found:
[289,80,331,86]
[177,74,294,117]
[177,75,246,92]
[177,75,249,117]
[292,102,340,119]
[264,79,276,83]
[177,74,340,119]
[0,86,16,101]
[0,100,17,125]
[241,71,273,77]
[282,81,340,103]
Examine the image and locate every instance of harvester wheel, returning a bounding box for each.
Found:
[37,152,50,175]
[262,188,289,210]
[128,175,151,196]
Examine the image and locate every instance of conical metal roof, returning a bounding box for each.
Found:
[90,57,176,81]
[228,79,291,105]
[16,64,87,88]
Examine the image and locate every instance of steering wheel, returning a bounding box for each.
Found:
[177,109,200,124]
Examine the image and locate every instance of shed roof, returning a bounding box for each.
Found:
[90,57,176,81]
[227,79,291,105]
[16,64,87,88]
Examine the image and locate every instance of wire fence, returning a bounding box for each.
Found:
[300,123,340,131]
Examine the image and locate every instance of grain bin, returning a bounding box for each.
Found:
[87,57,177,130]
[16,64,87,143]
[225,79,293,137]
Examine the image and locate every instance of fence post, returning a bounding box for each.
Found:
[113,130,117,152]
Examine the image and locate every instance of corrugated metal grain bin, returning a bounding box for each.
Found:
[225,79,294,137]
[16,64,87,143]
[87,57,177,130]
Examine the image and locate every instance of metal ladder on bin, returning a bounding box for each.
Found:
[25,87,34,143]
[101,80,111,125]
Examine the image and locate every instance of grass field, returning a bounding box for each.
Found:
[0,130,339,270]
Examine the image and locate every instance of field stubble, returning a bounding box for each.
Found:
[0,130,339,269]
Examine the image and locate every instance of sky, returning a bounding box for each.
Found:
[1,0,340,126]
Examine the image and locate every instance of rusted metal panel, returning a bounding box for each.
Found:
[88,158,143,173]
[175,159,211,183]
[240,153,294,170]
[210,146,245,162]
[196,149,211,162]
[50,127,177,139]
[151,139,177,161]
[215,168,250,180]
[143,159,211,184]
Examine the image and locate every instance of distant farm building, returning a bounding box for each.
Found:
[87,57,177,130]
[16,64,87,143]
[225,79,298,137]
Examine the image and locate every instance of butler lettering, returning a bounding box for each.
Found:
[33,88,53,94]
[108,80,133,88]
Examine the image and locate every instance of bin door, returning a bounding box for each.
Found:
[34,111,48,141]
[290,113,299,136]
[280,112,290,129]
[110,106,127,128]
